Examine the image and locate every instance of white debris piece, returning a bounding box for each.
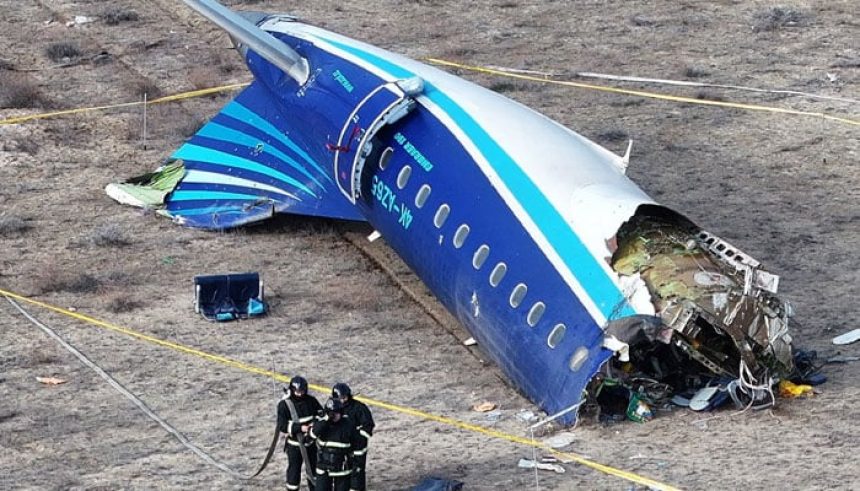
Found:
[66,15,94,27]
[833,328,860,345]
[517,458,565,474]
[542,432,576,449]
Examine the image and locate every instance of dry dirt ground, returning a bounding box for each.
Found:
[1,1,858,490]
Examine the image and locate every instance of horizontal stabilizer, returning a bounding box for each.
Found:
[107,81,364,229]
[181,0,309,84]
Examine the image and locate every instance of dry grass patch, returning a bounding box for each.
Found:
[187,66,223,92]
[102,7,139,25]
[103,294,142,313]
[44,42,82,63]
[31,263,102,295]
[0,72,50,109]
[128,78,162,99]
[0,213,30,236]
[26,346,62,366]
[753,6,810,32]
[87,223,130,247]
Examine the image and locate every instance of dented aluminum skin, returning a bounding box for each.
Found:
[606,210,794,409]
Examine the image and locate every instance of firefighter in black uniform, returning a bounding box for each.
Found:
[310,398,361,491]
[277,376,322,491]
[332,383,375,491]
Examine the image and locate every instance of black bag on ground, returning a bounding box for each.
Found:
[194,272,266,322]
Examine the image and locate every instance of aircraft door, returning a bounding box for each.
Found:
[332,78,422,203]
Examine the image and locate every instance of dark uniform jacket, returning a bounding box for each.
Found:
[310,415,361,477]
[277,393,323,450]
[343,399,375,457]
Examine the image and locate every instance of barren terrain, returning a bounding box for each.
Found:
[1,1,858,490]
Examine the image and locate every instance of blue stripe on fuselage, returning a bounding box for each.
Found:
[172,144,317,198]
[196,122,325,189]
[316,36,634,319]
[220,101,333,184]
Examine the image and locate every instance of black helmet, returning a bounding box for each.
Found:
[290,376,308,393]
[324,397,344,414]
[332,382,352,400]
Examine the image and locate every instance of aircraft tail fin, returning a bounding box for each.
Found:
[106,81,364,229]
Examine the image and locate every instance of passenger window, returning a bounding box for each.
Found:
[415,184,431,208]
[434,204,450,228]
[489,262,507,287]
[453,224,470,249]
[547,323,566,348]
[473,245,489,270]
[527,302,545,327]
[569,346,588,372]
[509,283,527,308]
[379,147,393,170]
[397,165,412,189]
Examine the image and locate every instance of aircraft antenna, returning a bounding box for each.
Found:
[181,0,310,85]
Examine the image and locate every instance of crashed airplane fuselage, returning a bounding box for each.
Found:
[109,0,795,424]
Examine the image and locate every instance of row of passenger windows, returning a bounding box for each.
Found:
[383,154,587,372]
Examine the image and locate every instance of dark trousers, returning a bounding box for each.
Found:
[351,453,367,491]
[286,444,317,490]
[315,472,350,491]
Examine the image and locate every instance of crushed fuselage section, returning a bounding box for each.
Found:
[589,206,794,419]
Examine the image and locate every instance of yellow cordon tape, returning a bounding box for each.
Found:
[0,83,250,126]
[424,58,860,127]
[2,58,857,128]
[0,287,679,491]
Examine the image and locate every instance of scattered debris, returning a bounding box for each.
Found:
[462,337,477,346]
[471,401,497,412]
[790,350,826,386]
[826,355,860,364]
[483,409,502,423]
[833,329,860,345]
[626,393,654,422]
[582,208,796,422]
[36,376,67,385]
[542,432,576,449]
[543,453,576,464]
[517,458,565,474]
[670,395,691,407]
[105,160,184,210]
[516,409,538,423]
[778,380,813,399]
[66,15,95,28]
[689,386,726,412]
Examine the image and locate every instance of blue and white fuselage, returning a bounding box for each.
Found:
[109,10,795,424]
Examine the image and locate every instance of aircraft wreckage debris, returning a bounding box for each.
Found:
[105,0,817,425]
[832,328,860,345]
